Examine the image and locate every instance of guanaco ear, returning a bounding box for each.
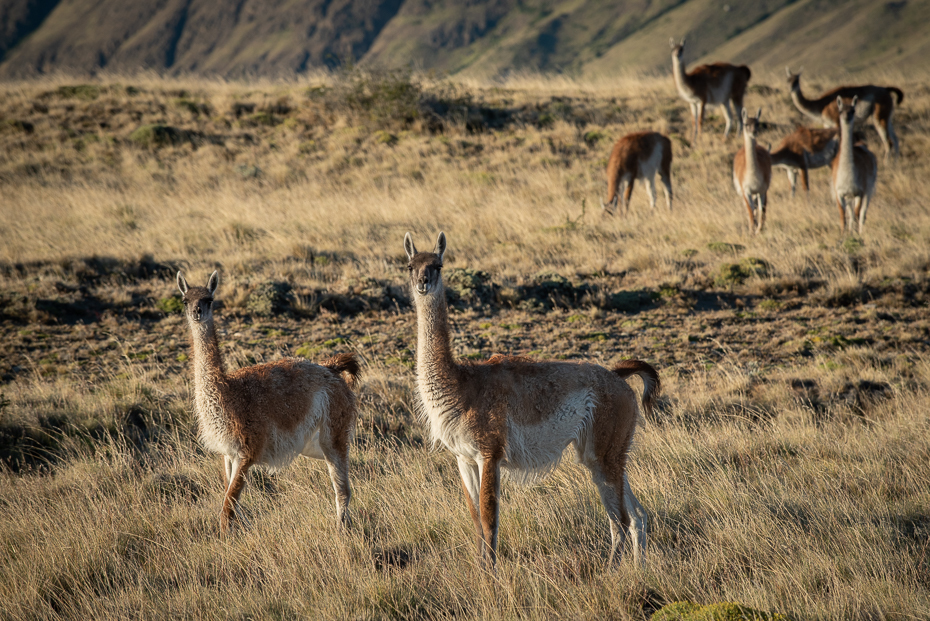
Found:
[785,66,792,77]
[177,271,188,295]
[669,37,676,49]
[742,108,749,122]
[756,107,762,121]
[851,95,858,107]
[836,96,844,112]
[434,232,447,264]
[680,38,685,47]
[404,232,417,261]
[207,271,219,295]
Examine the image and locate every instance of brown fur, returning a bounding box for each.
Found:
[404,232,659,569]
[831,97,878,233]
[786,69,902,158]
[733,109,773,235]
[770,126,838,196]
[671,39,751,141]
[178,272,359,532]
[603,131,673,214]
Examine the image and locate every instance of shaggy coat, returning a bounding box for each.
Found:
[602,131,673,214]
[831,96,878,234]
[770,126,838,198]
[733,108,773,235]
[671,38,751,141]
[178,271,360,530]
[405,232,660,569]
[786,68,902,159]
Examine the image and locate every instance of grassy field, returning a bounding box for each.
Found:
[0,69,929,620]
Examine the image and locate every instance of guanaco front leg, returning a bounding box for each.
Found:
[478,452,503,569]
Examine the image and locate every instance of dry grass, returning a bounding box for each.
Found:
[0,70,929,620]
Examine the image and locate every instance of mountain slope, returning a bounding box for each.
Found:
[0,0,927,79]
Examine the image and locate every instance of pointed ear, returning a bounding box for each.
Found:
[177,271,188,295]
[404,232,417,261]
[785,66,791,77]
[669,37,675,49]
[851,95,858,107]
[207,271,219,295]
[680,38,685,47]
[836,96,844,111]
[756,108,762,120]
[742,108,748,122]
[435,232,447,264]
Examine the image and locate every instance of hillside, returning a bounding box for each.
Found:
[0,0,927,78]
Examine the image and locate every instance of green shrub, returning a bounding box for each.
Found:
[156,295,183,314]
[651,601,785,621]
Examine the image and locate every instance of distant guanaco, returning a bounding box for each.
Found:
[404,231,659,569]
[601,131,672,215]
[732,108,772,235]
[770,126,838,198]
[786,68,902,159]
[178,271,360,531]
[670,38,751,142]
[832,97,877,234]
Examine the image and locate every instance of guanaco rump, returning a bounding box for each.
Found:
[733,108,773,235]
[770,126,838,198]
[177,271,360,531]
[670,38,751,142]
[786,67,902,159]
[832,96,877,234]
[404,232,659,569]
[601,131,673,215]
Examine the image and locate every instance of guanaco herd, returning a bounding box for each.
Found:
[175,41,904,571]
[605,39,903,236]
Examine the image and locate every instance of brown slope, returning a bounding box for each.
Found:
[0,0,61,59]
[0,0,404,78]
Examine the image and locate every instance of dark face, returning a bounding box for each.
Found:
[182,287,215,323]
[177,271,218,324]
[671,43,683,59]
[408,253,443,296]
[403,232,446,297]
[744,115,759,139]
[837,98,857,126]
[786,72,800,91]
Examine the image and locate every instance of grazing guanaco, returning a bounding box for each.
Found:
[670,38,751,142]
[601,131,673,215]
[732,108,773,235]
[404,232,659,569]
[832,96,877,234]
[177,271,360,531]
[770,126,838,198]
[786,67,902,159]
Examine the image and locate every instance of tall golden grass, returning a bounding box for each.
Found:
[0,70,928,619]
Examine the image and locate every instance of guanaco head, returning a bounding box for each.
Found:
[785,67,802,92]
[404,232,446,297]
[177,270,218,324]
[836,96,858,128]
[741,108,763,139]
[669,38,685,60]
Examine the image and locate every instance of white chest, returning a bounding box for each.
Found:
[417,378,479,459]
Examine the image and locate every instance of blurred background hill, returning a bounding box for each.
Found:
[0,0,927,79]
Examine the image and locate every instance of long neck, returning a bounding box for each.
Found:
[189,319,226,405]
[671,54,691,94]
[413,285,457,389]
[743,130,760,179]
[838,116,855,173]
[790,83,822,118]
